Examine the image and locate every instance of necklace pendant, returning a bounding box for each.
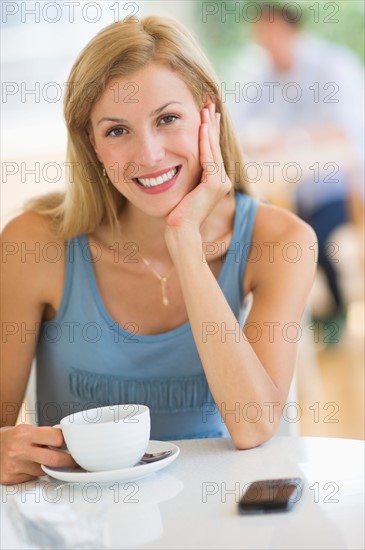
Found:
[160,276,169,306]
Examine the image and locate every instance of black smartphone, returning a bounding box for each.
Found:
[238,478,303,514]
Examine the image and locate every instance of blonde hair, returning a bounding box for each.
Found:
[26,15,248,239]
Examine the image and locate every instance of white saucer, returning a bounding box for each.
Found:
[41,441,180,484]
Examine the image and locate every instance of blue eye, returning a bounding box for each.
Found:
[159,115,178,125]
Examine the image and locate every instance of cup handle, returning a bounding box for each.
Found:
[49,423,70,453]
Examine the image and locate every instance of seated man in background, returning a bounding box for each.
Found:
[230,2,364,338]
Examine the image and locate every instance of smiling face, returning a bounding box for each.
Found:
[88,62,203,219]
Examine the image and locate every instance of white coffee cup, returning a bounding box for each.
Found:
[54,404,150,471]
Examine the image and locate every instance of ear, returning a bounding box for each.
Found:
[201,89,218,108]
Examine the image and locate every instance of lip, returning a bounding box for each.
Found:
[135,165,179,179]
[133,165,181,195]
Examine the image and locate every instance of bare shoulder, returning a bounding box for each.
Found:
[244,203,317,293]
[1,211,66,266]
[1,210,59,241]
[1,211,56,243]
[1,211,66,304]
[254,202,317,244]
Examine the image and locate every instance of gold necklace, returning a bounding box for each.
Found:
[122,231,174,306]
[137,253,174,306]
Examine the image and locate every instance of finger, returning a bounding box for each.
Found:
[215,112,221,136]
[31,446,78,469]
[199,124,212,173]
[2,470,42,485]
[204,104,219,144]
[207,104,218,141]
[206,109,221,160]
[2,473,39,485]
[30,426,65,447]
[207,103,220,137]
[2,458,48,483]
[19,460,49,478]
[207,102,215,124]
[201,106,210,125]
[199,110,213,165]
[205,109,230,191]
[201,106,225,186]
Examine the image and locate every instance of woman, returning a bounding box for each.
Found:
[1,16,316,484]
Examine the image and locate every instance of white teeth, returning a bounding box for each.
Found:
[137,167,178,187]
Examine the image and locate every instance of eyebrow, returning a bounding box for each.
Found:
[97,102,183,125]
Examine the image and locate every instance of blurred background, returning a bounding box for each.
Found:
[2,1,364,439]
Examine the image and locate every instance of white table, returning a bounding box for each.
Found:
[1,436,364,549]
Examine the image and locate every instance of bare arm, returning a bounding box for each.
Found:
[166,203,316,449]
[1,212,48,425]
[1,212,77,484]
[163,103,317,448]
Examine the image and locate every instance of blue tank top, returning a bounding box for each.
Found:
[36,191,259,440]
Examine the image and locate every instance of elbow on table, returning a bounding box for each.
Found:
[231,424,276,451]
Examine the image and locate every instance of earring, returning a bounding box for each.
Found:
[101,164,109,184]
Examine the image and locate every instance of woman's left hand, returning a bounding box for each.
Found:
[165,103,232,235]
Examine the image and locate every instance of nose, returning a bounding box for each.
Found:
[134,130,165,168]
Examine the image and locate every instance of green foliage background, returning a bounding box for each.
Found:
[193,0,365,77]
